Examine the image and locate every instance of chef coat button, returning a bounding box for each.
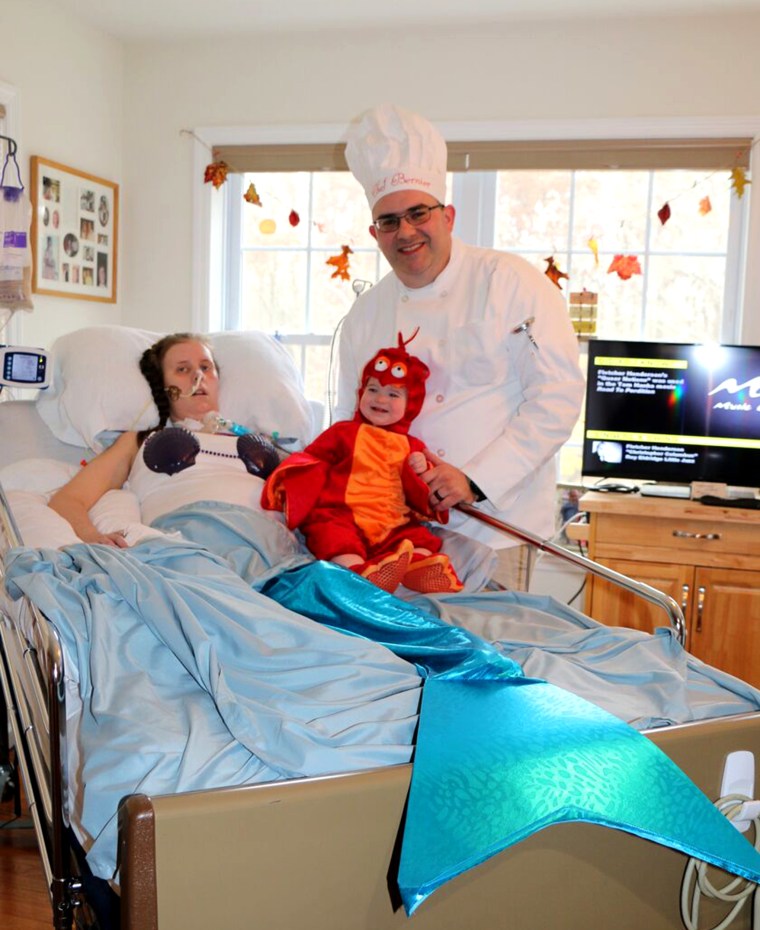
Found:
[401,294,409,302]
[440,290,448,298]
[437,449,446,457]
[435,394,444,403]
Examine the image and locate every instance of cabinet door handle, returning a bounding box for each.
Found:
[672,530,722,540]
[696,585,706,633]
[681,584,690,614]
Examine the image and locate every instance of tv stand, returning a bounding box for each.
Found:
[580,491,760,688]
[639,484,690,499]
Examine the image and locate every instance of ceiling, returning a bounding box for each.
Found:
[55,0,760,41]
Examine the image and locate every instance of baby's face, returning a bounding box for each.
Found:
[359,377,407,427]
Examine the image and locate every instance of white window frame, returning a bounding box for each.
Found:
[192,116,760,345]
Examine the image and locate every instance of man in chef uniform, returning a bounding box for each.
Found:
[334,103,584,591]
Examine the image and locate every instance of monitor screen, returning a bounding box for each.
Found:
[1,348,48,387]
[581,339,760,488]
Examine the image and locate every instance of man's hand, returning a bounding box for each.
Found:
[419,450,479,510]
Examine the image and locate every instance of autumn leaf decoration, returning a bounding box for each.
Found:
[730,167,750,198]
[204,161,229,189]
[587,237,600,267]
[657,202,671,226]
[326,245,353,281]
[699,196,712,216]
[289,210,301,227]
[544,256,569,290]
[244,183,262,206]
[607,255,642,281]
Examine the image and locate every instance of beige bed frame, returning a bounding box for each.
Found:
[117,714,760,930]
[0,400,758,929]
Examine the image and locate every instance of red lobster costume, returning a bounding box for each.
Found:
[261,333,462,593]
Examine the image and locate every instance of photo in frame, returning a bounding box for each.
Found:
[30,156,118,303]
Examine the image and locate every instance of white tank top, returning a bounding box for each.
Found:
[128,430,273,526]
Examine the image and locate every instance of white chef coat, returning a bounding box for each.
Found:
[334,238,584,548]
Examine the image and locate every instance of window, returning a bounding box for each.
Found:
[208,132,753,483]
[218,170,387,404]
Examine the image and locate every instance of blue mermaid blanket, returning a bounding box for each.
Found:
[6,501,760,914]
[262,557,760,915]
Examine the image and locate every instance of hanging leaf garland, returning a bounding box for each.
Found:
[544,256,569,290]
[607,254,642,281]
[699,196,713,216]
[730,167,750,198]
[244,183,263,206]
[289,210,301,227]
[587,237,600,267]
[204,161,229,189]
[326,245,353,281]
[657,202,671,226]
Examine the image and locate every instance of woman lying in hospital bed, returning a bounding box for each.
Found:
[4,324,760,913]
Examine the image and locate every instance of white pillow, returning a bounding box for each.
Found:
[36,325,316,452]
[0,457,80,495]
[4,490,81,549]
[0,458,169,549]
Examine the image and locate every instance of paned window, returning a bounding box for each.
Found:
[210,137,751,483]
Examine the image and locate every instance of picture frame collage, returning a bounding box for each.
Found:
[30,156,118,303]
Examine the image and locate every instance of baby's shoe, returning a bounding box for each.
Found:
[354,539,414,593]
[402,552,464,593]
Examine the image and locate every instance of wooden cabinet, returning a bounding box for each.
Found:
[580,492,760,687]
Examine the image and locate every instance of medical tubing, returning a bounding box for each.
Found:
[680,793,760,930]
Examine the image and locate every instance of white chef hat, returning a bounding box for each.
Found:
[344,103,448,211]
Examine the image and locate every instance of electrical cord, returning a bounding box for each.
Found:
[325,312,347,425]
[681,794,760,930]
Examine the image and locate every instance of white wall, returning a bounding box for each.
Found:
[1,0,124,348]
[121,12,760,336]
[6,3,760,344]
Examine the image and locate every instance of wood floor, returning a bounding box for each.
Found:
[0,765,53,929]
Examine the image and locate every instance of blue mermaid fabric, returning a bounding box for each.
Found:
[262,557,760,916]
[7,500,759,912]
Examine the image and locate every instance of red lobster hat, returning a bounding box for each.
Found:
[355,329,430,434]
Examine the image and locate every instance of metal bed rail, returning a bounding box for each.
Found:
[458,503,687,645]
[0,482,83,929]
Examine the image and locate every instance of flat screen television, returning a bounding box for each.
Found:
[582,339,760,489]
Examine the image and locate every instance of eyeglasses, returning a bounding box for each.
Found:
[372,203,444,233]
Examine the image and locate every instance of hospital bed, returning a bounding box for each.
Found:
[2,325,760,930]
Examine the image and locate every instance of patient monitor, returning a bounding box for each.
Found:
[0,345,49,389]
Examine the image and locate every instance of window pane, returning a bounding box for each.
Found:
[311,172,371,249]
[643,255,725,342]
[280,342,332,415]
[240,251,307,332]
[572,171,649,253]
[309,249,383,333]
[493,170,571,252]
[649,171,731,253]
[242,173,310,248]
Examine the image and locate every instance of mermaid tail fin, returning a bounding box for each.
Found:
[261,562,760,917]
[398,677,760,915]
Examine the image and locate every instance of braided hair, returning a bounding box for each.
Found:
[137,333,216,445]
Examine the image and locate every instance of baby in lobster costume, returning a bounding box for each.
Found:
[261,332,463,594]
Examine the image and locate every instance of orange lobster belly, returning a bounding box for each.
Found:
[345,425,411,545]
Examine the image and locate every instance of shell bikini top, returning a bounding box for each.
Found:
[142,419,281,479]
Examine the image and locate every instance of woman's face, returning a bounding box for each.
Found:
[161,340,220,422]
